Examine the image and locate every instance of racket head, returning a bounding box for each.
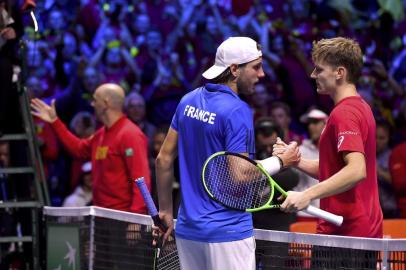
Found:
[155,235,180,270]
[202,151,278,211]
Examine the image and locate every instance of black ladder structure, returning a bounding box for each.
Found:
[0,40,50,269]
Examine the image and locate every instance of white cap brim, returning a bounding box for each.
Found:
[202,65,228,80]
[300,109,328,123]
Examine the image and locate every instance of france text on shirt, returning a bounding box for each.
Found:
[183,105,216,125]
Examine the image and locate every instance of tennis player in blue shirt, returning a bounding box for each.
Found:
[155,37,300,270]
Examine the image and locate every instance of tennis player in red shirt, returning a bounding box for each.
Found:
[276,37,383,239]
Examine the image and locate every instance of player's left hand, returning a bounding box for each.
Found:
[280,191,311,213]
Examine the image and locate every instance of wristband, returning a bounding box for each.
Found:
[276,155,284,168]
[258,156,281,175]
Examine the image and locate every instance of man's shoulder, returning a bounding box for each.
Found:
[330,103,362,122]
[91,126,105,139]
[116,118,146,138]
[178,86,247,113]
[179,86,203,102]
[335,96,371,114]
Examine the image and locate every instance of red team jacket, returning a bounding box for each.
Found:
[52,116,151,213]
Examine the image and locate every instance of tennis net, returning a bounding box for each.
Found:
[44,206,406,270]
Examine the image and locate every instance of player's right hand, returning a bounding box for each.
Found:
[152,212,174,246]
[31,98,58,123]
[272,137,287,155]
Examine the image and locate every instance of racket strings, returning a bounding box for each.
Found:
[157,239,180,270]
[204,155,272,210]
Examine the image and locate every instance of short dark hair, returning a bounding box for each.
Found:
[270,101,291,116]
[209,67,234,84]
[255,117,283,138]
[208,62,248,84]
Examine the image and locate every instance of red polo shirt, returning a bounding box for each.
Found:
[318,96,383,238]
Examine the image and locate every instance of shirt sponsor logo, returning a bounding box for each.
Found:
[337,135,344,149]
[95,146,108,160]
[338,131,358,135]
[125,148,134,157]
[183,105,216,124]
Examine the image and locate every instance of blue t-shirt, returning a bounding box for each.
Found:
[171,83,255,242]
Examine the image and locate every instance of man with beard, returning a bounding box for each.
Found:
[154,37,300,270]
[31,83,151,213]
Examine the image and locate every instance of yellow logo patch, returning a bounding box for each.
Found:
[95,146,109,160]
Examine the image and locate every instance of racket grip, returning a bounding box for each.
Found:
[135,177,167,232]
[303,205,343,226]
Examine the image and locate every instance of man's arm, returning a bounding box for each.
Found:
[122,131,151,214]
[273,137,317,177]
[281,151,366,212]
[31,98,91,159]
[295,158,320,179]
[258,142,301,175]
[155,127,178,239]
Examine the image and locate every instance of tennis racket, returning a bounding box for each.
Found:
[135,177,180,270]
[201,152,343,226]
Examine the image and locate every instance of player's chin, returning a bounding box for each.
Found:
[240,85,255,95]
[316,88,326,94]
[246,87,256,95]
[249,82,258,93]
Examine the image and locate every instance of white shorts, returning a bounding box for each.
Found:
[176,237,256,270]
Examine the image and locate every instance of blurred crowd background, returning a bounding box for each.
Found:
[3,0,406,219]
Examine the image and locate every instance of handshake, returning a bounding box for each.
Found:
[272,138,301,169]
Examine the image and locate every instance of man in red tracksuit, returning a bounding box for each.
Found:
[31,83,151,213]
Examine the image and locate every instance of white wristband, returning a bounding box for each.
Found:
[258,156,281,175]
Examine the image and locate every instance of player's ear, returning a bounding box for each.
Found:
[336,66,346,80]
[103,96,109,107]
[230,64,240,77]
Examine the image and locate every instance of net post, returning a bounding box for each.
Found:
[89,206,96,216]
[88,214,95,270]
[382,238,389,270]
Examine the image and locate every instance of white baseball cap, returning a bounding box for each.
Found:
[300,109,328,123]
[202,37,262,80]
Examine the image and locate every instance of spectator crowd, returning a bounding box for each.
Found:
[9,0,406,219]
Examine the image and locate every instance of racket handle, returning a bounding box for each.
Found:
[303,205,343,226]
[135,177,167,232]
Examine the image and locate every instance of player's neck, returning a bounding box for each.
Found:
[103,111,124,128]
[331,83,358,105]
[223,81,238,94]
